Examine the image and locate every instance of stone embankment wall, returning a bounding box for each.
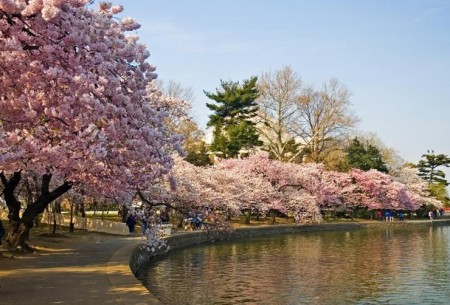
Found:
[130,219,450,277]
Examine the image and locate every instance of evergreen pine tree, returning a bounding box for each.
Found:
[205,77,262,158]
[346,138,389,173]
[417,153,450,186]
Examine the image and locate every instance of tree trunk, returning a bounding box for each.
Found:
[6,218,33,251]
[271,210,276,224]
[34,215,40,228]
[69,201,74,233]
[244,210,251,224]
[120,204,128,223]
[52,206,57,235]
[0,171,72,251]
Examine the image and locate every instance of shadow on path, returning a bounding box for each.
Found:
[0,233,162,305]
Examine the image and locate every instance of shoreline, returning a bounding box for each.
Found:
[1,218,449,305]
[130,218,450,278]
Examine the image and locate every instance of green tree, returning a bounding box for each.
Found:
[416,152,450,206]
[205,77,262,158]
[429,183,450,205]
[184,141,213,167]
[417,152,450,186]
[346,138,389,173]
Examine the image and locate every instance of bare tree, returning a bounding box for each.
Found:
[157,80,209,164]
[157,79,194,101]
[292,78,359,162]
[256,66,304,162]
[154,79,194,133]
[256,67,358,163]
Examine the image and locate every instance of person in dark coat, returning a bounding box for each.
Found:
[126,215,136,235]
[0,219,5,245]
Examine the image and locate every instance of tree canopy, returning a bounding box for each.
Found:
[0,1,182,248]
[205,77,262,158]
[154,152,431,228]
[417,153,450,186]
[416,152,450,206]
[346,138,389,173]
[1,2,443,252]
[256,67,358,163]
[256,66,303,162]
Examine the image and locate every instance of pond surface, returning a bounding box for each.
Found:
[139,225,450,304]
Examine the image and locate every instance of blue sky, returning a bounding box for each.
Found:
[117,0,450,166]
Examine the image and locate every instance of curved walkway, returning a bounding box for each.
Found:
[0,233,162,305]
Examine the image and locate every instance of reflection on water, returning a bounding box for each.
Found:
[140,226,450,304]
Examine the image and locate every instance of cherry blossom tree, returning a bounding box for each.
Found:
[217,157,283,223]
[218,153,323,223]
[391,167,442,208]
[348,169,423,212]
[141,156,278,225]
[0,1,182,249]
[210,153,427,223]
[137,152,439,250]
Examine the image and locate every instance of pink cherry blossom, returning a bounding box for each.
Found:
[0,1,184,248]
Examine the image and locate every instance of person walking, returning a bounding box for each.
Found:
[141,218,148,236]
[126,214,137,235]
[80,208,87,230]
[377,210,382,221]
[0,219,5,245]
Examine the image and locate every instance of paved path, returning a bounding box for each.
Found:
[0,233,162,305]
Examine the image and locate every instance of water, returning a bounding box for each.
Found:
[139,225,450,304]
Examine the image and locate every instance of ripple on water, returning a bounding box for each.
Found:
[141,226,450,305]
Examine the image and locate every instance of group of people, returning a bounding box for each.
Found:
[377,210,405,222]
[184,212,204,231]
[127,208,218,235]
[428,209,444,221]
[125,209,171,235]
[377,208,446,222]
[184,209,217,231]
